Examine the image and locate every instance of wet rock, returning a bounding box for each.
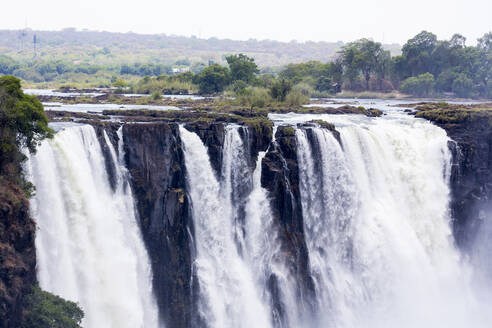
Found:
[123,123,196,328]
[417,107,492,248]
[261,126,316,319]
[0,182,36,328]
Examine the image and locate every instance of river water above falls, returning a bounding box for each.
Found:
[25,105,492,327]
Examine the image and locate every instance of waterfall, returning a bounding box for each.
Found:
[179,125,272,328]
[26,125,159,328]
[295,116,489,328]
[23,115,492,328]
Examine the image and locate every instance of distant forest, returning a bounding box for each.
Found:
[0,29,402,66]
[0,29,491,99]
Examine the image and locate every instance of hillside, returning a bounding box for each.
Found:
[0,29,401,68]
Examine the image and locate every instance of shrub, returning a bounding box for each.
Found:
[22,285,84,328]
[451,73,474,98]
[270,79,292,101]
[236,87,273,108]
[292,82,315,97]
[400,72,435,96]
[315,76,334,92]
[436,69,459,92]
[151,91,162,100]
[193,64,230,94]
[285,90,310,106]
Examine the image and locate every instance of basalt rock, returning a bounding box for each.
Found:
[261,126,316,321]
[0,182,36,328]
[417,107,492,248]
[92,123,121,191]
[122,122,196,328]
[184,122,226,175]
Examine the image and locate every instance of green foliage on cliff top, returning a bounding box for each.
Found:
[308,119,336,131]
[414,102,492,125]
[22,285,84,328]
[0,76,53,193]
[0,76,53,152]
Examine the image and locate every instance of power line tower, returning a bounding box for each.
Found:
[33,33,37,59]
[18,29,27,53]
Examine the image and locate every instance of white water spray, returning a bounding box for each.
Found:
[295,116,489,328]
[26,125,159,328]
[179,125,272,328]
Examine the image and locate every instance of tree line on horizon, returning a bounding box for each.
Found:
[0,30,491,98]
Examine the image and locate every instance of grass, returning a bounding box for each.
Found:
[332,90,406,99]
[414,102,492,126]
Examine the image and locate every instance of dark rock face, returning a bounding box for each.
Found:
[421,114,492,249]
[185,122,226,175]
[92,123,121,191]
[0,182,36,328]
[261,127,316,321]
[98,121,274,328]
[122,123,196,328]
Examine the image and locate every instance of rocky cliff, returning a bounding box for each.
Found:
[0,182,36,328]
[261,126,316,323]
[416,105,492,248]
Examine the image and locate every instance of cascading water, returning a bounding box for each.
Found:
[179,125,272,328]
[26,124,159,328]
[23,112,492,328]
[292,114,492,328]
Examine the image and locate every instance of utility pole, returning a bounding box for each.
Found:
[33,33,37,59]
[18,30,27,53]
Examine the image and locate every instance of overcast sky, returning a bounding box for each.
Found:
[4,0,492,45]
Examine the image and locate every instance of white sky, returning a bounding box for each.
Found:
[4,0,492,45]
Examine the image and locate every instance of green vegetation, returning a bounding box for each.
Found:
[307,119,336,131]
[402,102,492,128]
[275,31,492,98]
[226,54,259,84]
[400,73,435,96]
[22,285,84,328]
[1,29,490,99]
[193,64,231,94]
[0,76,53,194]
[132,73,196,94]
[0,76,82,328]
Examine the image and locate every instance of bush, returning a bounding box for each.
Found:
[451,73,474,98]
[132,76,196,95]
[151,91,162,100]
[285,90,310,106]
[270,79,292,101]
[400,72,435,96]
[231,80,248,93]
[193,64,230,94]
[315,76,334,93]
[236,87,273,108]
[0,76,53,193]
[292,82,315,97]
[22,285,84,328]
[436,69,459,92]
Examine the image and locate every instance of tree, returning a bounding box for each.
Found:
[315,76,334,92]
[402,31,438,76]
[22,285,84,328]
[436,69,459,92]
[339,39,390,90]
[269,79,292,101]
[0,76,53,192]
[478,32,492,51]
[400,72,435,96]
[193,64,230,94]
[339,45,360,89]
[452,73,474,98]
[450,34,467,48]
[225,54,259,84]
[112,79,127,89]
